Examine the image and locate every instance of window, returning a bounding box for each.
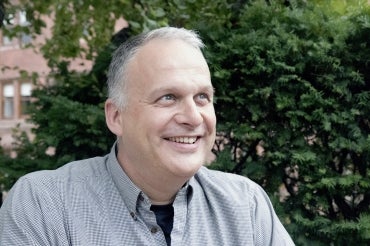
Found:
[3,84,14,118]
[1,11,32,46]
[20,82,32,115]
[19,10,32,46]
[1,13,15,46]
[19,11,28,25]
[20,33,32,45]
[2,35,14,45]
[4,13,15,25]
[0,81,33,119]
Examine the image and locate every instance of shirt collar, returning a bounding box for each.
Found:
[107,142,142,213]
[107,141,194,210]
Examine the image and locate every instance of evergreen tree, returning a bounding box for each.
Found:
[1,0,369,244]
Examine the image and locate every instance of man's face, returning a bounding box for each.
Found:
[117,39,216,180]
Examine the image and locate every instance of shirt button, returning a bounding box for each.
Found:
[130,212,137,221]
[150,227,158,234]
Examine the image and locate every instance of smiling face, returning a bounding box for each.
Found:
[116,38,216,182]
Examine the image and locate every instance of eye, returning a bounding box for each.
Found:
[161,94,176,101]
[198,93,210,100]
[156,94,176,106]
[195,93,212,105]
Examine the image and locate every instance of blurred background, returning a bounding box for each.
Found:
[0,0,369,245]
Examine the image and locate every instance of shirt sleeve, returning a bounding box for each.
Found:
[252,184,295,246]
[0,174,69,245]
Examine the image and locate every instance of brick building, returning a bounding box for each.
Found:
[0,7,125,153]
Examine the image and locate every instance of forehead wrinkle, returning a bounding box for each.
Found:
[150,84,214,97]
[135,39,207,67]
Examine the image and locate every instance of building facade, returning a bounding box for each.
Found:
[0,10,42,152]
[0,7,126,153]
[0,8,114,153]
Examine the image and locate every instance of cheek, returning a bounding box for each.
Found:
[145,108,175,123]
[142,110,173,133]
[204,108,217,132]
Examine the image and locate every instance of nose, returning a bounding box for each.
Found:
[175,98,203,127]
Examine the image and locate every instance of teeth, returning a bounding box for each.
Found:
[168,136,197,144]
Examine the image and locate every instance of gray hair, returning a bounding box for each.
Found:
[107,27,205,110]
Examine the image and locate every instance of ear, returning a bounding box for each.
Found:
[105,99,123,136]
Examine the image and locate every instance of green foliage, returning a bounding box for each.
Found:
[205,1,370,244]
[0,27,129,188]
[0,127,54,190]
[1,0,369,244]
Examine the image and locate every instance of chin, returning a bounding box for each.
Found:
[168,160,204,177]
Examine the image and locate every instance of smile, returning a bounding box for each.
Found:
[167,136,198,144]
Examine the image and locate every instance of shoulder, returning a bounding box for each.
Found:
[193,166,262,202]
[9,155,111,202]
[5,155,111,209]
[195,166,260,190]
[193,167,295,245]
[23,155,109,184]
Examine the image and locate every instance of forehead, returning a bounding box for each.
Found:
[126,38,211,91]
[135,38,208,69]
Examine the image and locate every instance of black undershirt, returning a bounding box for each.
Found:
[150,204,174,246]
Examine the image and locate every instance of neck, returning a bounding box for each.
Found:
[134,172,186,205]
[150,196,176,205]
[117,152,189,205]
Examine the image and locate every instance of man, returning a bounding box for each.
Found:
[0,27,294,245]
